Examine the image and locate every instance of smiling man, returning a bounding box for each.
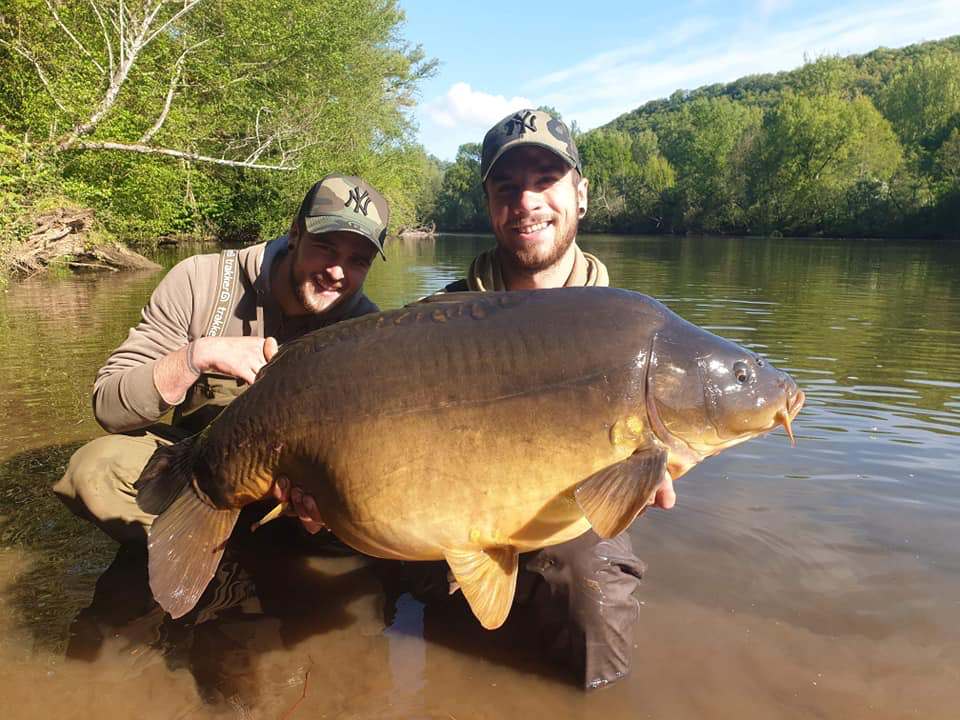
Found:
[54,174,388,543]
[434,109,675,689]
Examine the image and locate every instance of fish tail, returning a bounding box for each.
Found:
[134,436,202,515]
[135,436,240,619]
[147,483,240,619]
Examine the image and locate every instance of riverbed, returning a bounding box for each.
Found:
[1,233,958,719]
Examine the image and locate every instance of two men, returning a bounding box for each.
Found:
[54,174,389,541]
[57,110,676,690]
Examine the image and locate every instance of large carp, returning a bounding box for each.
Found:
[137,288,804,628]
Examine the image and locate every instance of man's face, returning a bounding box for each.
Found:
[288,229,376,315]
[485,145,588,273]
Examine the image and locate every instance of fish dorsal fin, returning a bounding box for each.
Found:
[574,449,667,538]
[148,484,240,619]
[444,547,519,630]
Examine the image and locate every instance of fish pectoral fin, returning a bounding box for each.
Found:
[574,448,667,538]
[147,484,240,620]
[444,546,519,630]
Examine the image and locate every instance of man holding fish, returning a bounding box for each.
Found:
[53,173,390,539]
[53,111,802,694]
[427,109,676,688]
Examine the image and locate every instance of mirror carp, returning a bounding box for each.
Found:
[136,287,804,629]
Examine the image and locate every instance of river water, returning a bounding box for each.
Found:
[0,233,958,719]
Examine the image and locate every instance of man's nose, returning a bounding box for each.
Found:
[516,188,542,211]
[326,264,345,282]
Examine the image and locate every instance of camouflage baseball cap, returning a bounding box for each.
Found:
[480,109,582,182]
[296,174,389,259]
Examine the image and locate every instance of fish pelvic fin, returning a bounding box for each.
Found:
[147,484,240,619]
[574,448,667,538]
[444,546,518,630]
[134,435,202,515]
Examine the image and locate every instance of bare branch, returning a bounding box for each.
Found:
[69,140,299,171]
[244,132,276,164]
[87,0,114,76]
[0,38,70,115]
[44,0,105,74]
[139,62,183,144]
[143,0,202,50]
[139,37,213,143]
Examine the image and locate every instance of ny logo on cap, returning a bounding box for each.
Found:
[505,110,536,136]
[345,187,372,215]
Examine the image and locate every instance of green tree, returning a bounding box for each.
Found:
[0,0,435,248]
[749,92,903,233]
[578,128,674,231]
[880,50,960,149]
[659,97,761,231]
[432,143,487,231]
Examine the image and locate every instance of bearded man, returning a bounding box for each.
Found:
[436,109,676,688]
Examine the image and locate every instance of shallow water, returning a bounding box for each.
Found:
[1,234,958,719]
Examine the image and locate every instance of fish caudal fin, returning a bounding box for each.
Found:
[445,547,519,630]
[575,448,667,538]
[147,484,240,619]
[134,436,201,515]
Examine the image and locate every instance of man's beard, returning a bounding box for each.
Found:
[501,214,578,274]
[290,258,342,315]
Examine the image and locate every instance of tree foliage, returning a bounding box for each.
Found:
[0,0,436,256]
[428,36,960,239]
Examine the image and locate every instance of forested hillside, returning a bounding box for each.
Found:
[0,0,436,273]
[433,37,960,238]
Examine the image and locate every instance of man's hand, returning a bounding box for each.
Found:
[154,336,278,405]
[271,475,326,534]
[192,336,279,385]
[653,471,676,510]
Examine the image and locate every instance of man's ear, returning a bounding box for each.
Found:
[577,177,589,218]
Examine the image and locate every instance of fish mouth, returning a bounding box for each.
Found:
[775,388,805,447]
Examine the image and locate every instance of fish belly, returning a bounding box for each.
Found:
[303,382,636,561]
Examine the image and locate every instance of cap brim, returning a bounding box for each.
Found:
[303,215,386,259]
[481,140,577,182]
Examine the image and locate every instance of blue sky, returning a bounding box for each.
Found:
[399,0,960,160]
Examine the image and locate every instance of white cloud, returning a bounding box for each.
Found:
[529,0,960,132]
[412,0,960,158]
[416,82,537,160]
[424,82,534,130]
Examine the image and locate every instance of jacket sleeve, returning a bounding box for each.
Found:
[92,257,200,433]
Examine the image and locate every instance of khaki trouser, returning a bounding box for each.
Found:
[53,426,190,543]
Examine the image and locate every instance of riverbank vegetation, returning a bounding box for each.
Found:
[1,0,435,275]
[431,37,960,238]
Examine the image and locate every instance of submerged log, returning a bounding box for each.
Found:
[9,208,161,276]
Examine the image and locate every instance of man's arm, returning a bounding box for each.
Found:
[92,257,277,433]
[92,257,200,433]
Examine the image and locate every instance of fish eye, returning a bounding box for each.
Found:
[733,361,750,383]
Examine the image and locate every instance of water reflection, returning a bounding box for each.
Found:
[1,234,959,718]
